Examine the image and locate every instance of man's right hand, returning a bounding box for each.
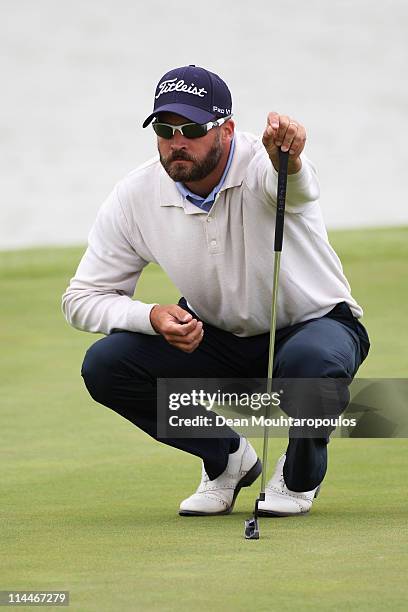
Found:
[149,304,204,353]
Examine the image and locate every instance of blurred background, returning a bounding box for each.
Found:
[1,2,407,610]
[1,0,407,249]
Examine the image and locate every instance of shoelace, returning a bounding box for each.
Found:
[266,472,285,490]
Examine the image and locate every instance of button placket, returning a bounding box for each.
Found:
[205,214,221,253]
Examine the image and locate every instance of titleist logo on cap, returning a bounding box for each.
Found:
[155,78,208,99]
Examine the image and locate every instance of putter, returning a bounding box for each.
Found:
[244,147,289,540]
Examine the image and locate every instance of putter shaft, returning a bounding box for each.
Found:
[260,250,281,496]
[244,149,289,540]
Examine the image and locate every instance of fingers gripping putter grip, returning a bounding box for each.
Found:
[244,148,289,540]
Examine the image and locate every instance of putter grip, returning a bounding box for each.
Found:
[274,149,289,252]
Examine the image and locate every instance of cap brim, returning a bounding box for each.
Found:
[142,103,216,128]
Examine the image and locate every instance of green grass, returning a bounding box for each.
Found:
[1,227,407,611]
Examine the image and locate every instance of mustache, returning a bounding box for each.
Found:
[167,149,196,162]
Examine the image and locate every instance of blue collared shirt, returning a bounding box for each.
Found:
[175,137,236,213]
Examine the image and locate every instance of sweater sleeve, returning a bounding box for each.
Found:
[247,145,320,213]
[61,184,158,335]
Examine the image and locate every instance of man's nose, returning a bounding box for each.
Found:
[170,130,188,147]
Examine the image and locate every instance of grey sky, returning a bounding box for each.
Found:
[1,0,407,248]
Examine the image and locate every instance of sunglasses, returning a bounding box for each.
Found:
[152,115,232,139]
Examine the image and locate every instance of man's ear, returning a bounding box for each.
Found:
[222,119,235,142]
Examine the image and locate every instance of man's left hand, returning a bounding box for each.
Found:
[262,112,306,174]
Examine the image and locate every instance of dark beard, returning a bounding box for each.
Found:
[159,133,223,182]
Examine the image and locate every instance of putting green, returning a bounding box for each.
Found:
[1,227,407,611]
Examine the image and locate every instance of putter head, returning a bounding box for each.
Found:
[244,516,259,540]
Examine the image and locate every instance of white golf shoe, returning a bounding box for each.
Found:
[257,454,320,517]
[179,437,261,516]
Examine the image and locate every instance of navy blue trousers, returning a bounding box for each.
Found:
[81,299,370,491]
